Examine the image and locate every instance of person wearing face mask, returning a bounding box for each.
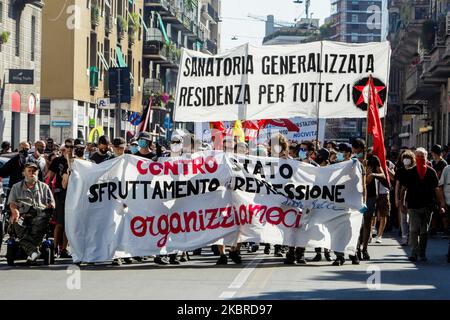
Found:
[89,135,113,164]
[129,140,140,155]
[298,141,319,167]
[336,143,352,163]
[7,162,55,262]
[135,132,157,161]
[399,148,446,262]
[46,139,74,259]
[170,135,183,156]
[394,150,415,246]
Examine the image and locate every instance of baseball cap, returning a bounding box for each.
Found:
[431,144,442,154]
[130,140,139,146]
[138,132,152,141]
[170,135,183,143]
[74,138,86,148]
[24,162,39,170]
[113,137,126,148]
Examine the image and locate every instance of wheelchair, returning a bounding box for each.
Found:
[6,199,56,266]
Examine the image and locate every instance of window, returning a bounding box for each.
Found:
[15,10,21,57]
[352,14,358,23]
[351,33,358,42]
[31,16,36,61]
[86,37,90,69]
[0,2,3,24]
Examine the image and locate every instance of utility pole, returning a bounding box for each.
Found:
[115,68,122,138]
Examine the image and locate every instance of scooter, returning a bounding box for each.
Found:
[6,199,55,266]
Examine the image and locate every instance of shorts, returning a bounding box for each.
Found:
[376,194,391,218]
[55,192,66,226]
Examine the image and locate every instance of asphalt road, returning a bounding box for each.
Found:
[1,233,449,300]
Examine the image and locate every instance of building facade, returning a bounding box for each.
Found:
[41,0,144,143]
[142,0,220,142]
[262,18,320,45]
[329,0,385,43]
[0,0,44,149]
[387,0,450,150]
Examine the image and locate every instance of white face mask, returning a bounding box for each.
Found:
[403,158,412,167]
[171,143,182,153]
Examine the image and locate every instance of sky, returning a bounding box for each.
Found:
[220,0,332,52]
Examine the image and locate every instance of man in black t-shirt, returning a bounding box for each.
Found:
[89,135,113,164]
[46,138,72,259]
[431,144,448,179]
[135,132,157,161]
[400,148,446,262]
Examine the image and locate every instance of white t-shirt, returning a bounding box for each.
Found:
[378,160,395,195]
[439,165,450,206]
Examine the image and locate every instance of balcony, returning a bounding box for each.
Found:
[204,39,217,55]
[202,3,220,24]
[91,5,100,28]
[105,15,114,34]
[405,62,439,100]
[12,0,44,9]
[144,0,170,10]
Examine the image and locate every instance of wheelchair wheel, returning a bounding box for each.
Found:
[6,239,16,266]
[49,246,55,265]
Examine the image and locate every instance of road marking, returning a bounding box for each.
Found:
[229,256,263,289]
[219,291,236,299]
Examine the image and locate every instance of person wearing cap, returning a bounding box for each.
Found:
[170,135,183,157]
[7,161,55,262]
[129,140,140,155]
[89,135,113,164]
[136,132,156,160]
[236,141,249,155]
[112,137,127,157]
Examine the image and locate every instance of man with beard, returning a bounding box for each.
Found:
[89,135,113,164]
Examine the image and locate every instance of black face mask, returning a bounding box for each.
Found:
[99,149,108,155]
[20,149,29,156]
[36,147,45,155]
[75,148,85,158]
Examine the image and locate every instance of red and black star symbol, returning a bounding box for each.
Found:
[352,77,387,111]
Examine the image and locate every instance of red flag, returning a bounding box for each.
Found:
[368,75,390,187]
[258,119,300,132]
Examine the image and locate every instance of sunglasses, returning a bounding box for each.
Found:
[65,145,74,149]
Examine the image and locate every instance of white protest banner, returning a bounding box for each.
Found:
[257,118,326,144]
[66,153,364,263]
[175,41,391,122]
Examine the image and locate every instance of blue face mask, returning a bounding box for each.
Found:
[298,150,307,160]
[138,139,148,148]
[356,152,364,159]
[130,146,140,154]
[337,152,345,162]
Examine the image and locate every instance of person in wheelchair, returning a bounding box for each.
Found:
[8,162,55,262]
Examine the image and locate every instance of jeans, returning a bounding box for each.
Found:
[408,208,432,257]
[400,211,409,240]
[13,211,51,256]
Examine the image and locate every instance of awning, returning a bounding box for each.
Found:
[157,13,170,45]
[98,51,109,70]
[11,91,21,113]
[116,46,127,67]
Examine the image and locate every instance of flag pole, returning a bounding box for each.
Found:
[315,41,324,150]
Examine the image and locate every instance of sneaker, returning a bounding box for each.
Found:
[229,251,242,264]
[324,251,332,262]
[179,257,187,263]
[284,255,296,265]
[264,244,270,255]
[112,258,123,266]
[216,254,228,265]
[274,246,283,257]
[356,249,362,261]
[311,253,322,262]
[59,249,72,259]
[408,255,417,262]
[375,236,382,244]
[123,258,133,264]
[133,256,143,263]
[400,238,408,246]
[28,251,40,262]
[251,244,259,253]
[154,256,169,265]
[192,248,202,256]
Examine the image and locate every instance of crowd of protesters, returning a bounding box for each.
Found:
[1,132,449,267]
